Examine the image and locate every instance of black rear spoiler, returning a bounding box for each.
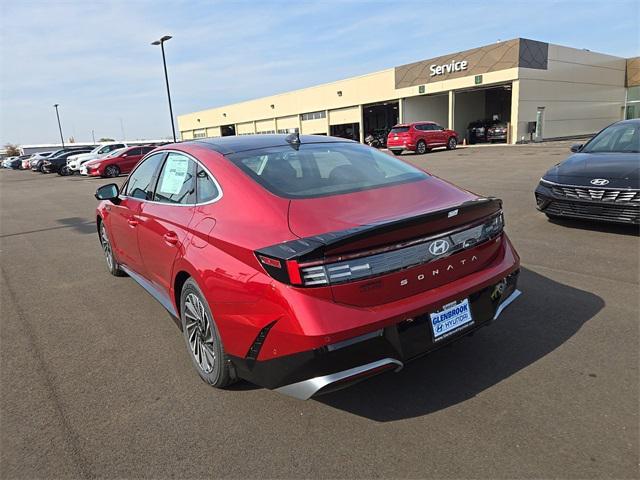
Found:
[257,197,502,263]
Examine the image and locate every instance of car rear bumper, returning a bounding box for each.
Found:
[387,144,416,152]
[535,183,640,224]
[229,268,521,399]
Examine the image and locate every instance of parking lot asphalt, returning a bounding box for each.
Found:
[1,143,638,479]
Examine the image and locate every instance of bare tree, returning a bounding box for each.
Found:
[3,144,20,157]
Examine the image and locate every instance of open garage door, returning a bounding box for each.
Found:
[403,94,448,127]
[221,124,236,136]
[454,84,512,144]
[330,123,360,141]
[363,101,399,146]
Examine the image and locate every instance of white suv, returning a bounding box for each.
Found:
[66,143,127,173]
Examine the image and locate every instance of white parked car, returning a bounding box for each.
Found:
[66,143,127,173]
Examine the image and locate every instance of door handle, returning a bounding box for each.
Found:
[127,216,139,227]
[163,231,179,245]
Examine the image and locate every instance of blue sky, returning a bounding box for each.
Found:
[1,0,638,145]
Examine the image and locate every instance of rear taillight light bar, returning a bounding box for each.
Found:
[256,211,504,287]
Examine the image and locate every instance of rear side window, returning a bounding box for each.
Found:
[196,166,220,203]
[390,127,409,134]
[153,152,196,204]
[227,143,427,199]
[125,153,165,200]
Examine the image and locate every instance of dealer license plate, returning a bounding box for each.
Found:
[429,298,473,341]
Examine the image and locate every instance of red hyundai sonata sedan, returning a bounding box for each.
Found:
[95,134,521,399]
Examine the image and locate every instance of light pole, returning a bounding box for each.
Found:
[151,35,176,142]
[53,104,65,148]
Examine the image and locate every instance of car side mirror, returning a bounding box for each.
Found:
[570,143,583,153]
[95,183,120,203]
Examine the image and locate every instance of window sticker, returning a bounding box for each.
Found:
[160,155,189,195]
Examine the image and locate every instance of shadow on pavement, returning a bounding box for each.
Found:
[57,217,96,235]
[316,267,604,421]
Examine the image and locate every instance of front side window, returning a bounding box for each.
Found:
[583,123,639,153]
[153,152,196,204]
[227,142,428,198]
[125,153,165,200]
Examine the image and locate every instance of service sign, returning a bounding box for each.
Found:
[430,60,468,77]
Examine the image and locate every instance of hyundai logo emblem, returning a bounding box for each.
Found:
[429,239,450,256]
[590,178,609,186]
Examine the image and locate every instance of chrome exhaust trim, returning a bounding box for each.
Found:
[493,289,522,320]
[275,358,403,400]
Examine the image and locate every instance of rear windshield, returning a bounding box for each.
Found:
[390,127,410,134]
[227,142,427,199]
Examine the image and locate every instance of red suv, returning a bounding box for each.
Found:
[95,134,520,399]
[387,122,458,155]
[83,145,157,178]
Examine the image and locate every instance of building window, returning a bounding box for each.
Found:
[277,128,299,134]
[193,130,206,138]
[301,111,326,121]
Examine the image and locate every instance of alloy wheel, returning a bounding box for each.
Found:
[184,293,216,374]
[448,138,457,149]
[100,224,114,270]
[105,166,118,177]
[417,141,426,154]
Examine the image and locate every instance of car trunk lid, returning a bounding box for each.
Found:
[282,178,503,306]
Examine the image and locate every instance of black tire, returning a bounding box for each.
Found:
[180,278,235,388]
[416,140,427,155]
[446,137,457,150]
[391,150,402,156]
[58,166,70,176]
[104,165,120,178]
[99,221,127,277]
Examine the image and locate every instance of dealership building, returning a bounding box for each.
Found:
[178,38,640,144]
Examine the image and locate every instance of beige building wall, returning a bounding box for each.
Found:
[178,68,399,137]
[177,40,628,144]
[515,44,626,140]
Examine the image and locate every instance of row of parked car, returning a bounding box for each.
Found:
[1,142,166,178]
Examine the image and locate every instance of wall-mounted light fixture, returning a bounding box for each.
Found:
[270,104,275,109]
[337,90,342,97]
[223,113,227,117]
[197,118,201,122]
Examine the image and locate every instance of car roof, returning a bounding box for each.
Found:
[184,134,353,155]
[614,118,640,126]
